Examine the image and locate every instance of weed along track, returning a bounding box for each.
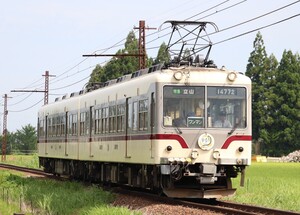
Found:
[1,163,299,215]
[112,187,300,215]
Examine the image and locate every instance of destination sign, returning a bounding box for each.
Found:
[187,117,204,128]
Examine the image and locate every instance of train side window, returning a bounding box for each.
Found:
[60,115,65,137]
[132,101,138,131]
[68,114,72,136]
[102,107,109,133]
[109,105,116,133]
[47,117,53,137]
[85,111,90,135]
[39,118,45,137]
[127,102,133,130]
[139,99,148,131]
[80,112,86,136]
[73,114,78,136]
[94,109,101,134]
[117,104,125,132]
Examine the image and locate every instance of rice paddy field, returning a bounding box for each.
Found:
[1,154,300,214]
[226,162,300,212]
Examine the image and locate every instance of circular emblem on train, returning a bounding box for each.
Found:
[198,133,214,150]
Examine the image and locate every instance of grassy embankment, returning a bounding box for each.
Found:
[0,155,140,215]
[1,155,300,213]
[224,162,300,212]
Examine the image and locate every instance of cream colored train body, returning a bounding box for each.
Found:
[38,65,251,198]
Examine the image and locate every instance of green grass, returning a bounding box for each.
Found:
[0,170,140,215]
[2,155,299,213]
[1,154,40,169]
[224,162,300,212]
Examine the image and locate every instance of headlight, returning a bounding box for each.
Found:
[174,71,183,80]
[198,133,214,150]
[227,72,237,81]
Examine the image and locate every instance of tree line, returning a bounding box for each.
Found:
[246,32,300,156]
[0,31,299,157]
[0,124,37,154]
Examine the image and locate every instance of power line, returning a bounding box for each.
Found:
[212,0,300,35]
[7,0,299,109]
[9,98,44,113]
[146,1,300,52]
[51,75,90,91]
[9,92,34,106]
[214,13,300,45]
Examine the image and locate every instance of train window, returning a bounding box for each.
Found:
[139,99,148,131]
[132,101,138,131]
[38,118,45,137]
[47,117,53,137]
[207,87,246,128]
[80,112,86,136]
[117,104,125,132]
[68,113,77,136]
[109,106,116,133]
[163,86,205,127]
[94,109,101,134]
[127,102,133,130]
[60,115,65,137]
[102,107,109,133]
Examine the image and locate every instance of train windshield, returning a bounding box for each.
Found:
[163,86,205,128]
[207,87,246,129]
[163,86,247,128]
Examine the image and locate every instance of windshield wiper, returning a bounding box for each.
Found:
[173,121,183,134]
[175,126,182,134]
[228,123,238,135]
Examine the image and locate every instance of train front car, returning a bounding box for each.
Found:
[37,20,251,199]
[156,66,251,198]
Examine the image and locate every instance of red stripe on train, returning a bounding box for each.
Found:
[221,135,252,149]
[153,134,189,148]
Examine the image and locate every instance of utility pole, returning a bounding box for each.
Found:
[83,20,156,70]
[42,71,56,105]
[11,71,55,105]
[2,94,11,162]
[134,20,156,69]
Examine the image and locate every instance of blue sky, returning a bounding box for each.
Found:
[0,0,299,131]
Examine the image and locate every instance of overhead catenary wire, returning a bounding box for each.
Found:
[6,0,300,112]
[214,13,300,45]
[146,0,300,51]
[50,75,91,91]
[7,0,241,99]
[9,98,44,113]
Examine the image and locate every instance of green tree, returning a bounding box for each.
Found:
[154,42,170,65]
[14,124,37,154]
[246,32,272,154]
[87,64,105,88]
[87,31,139,86]
[272,50,300,155]
[0,131,15,155]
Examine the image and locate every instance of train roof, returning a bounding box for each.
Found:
[40,64,250,112]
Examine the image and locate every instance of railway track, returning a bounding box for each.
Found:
[1,163,299,215]
[181,199,300,215]
[0,163,50,177]
[114,186,300,215]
